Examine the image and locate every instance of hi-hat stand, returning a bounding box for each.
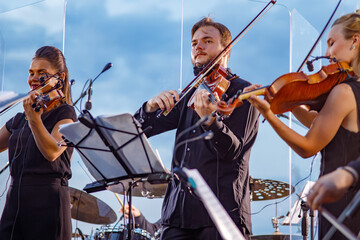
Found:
[59,111,170,240]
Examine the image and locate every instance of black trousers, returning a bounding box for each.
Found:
[161,225,251,240]
[0,177,71,240]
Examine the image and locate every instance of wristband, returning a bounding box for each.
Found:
[338,166,359,190]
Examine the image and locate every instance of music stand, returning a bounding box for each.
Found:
[59,111,170,240]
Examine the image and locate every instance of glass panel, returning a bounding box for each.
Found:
[0,0,65,219]
[0,0,358,238]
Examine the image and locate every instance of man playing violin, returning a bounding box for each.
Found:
[134,17,260,240]
[248,11,360,239]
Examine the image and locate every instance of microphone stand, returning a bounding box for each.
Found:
[73,62,112,106]
[320,207,358,240]
[300,200,311,240]
[323,189,360,240]
[309,207,314,240]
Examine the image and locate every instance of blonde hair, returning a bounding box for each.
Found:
[333,10,360,75]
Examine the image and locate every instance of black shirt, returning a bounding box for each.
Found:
[134,71,260,234]
[319,79,360,239]
[6,104,77,180]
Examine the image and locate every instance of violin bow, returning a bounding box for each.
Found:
[0,73,63,116]
[297,0,342,72]
[161,0,277,116]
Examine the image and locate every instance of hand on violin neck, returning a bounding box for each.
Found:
[248,95,273,120]
[193,89,217,125]
[145,90,179,113]
[243,84,262,93]
[23,92,43,122]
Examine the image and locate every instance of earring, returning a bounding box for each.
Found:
[351,45,356,50]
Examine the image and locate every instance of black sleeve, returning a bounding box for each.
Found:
[55,104,77,123]
[133,101,180,137]
[5,116,14,133]
[203,99,260,160]
[5,113,24,133]
[134,214,161,235]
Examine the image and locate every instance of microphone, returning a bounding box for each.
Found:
[173,130,213,167]
[175,116,209,143]
[201,131,214,140]
[73,62,113,106]
[101,62,113,74]
[306,60,314,72]
[85,79,93,110]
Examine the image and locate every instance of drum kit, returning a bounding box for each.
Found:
[70,176,302,240]
[70,186,166,240]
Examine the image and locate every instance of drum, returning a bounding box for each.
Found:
[94,225,153,240]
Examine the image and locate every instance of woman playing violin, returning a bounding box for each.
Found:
[0,46,77,240]
[248,12,360,239]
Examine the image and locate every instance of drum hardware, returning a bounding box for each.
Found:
[72,227,88,240]
[250,233,303,240]
[107,179,168,199]
[249,176,294,201]
[93,225,154,240]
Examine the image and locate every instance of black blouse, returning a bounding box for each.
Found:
[5,104,77,180]
[319,78,360,239]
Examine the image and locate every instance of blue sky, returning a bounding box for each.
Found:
[0,0,359,237]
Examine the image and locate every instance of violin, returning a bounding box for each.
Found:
[216,61,354,116]
[187,64,231,109]
[31,73,65,112]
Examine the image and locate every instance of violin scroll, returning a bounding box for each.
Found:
[187,64,231,110]
[31,73,65,112]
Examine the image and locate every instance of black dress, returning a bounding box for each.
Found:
[0,104,77,240]
[319,79,360,239]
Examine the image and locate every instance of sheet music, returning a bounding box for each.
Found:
[282,181,317,225]
[182,167,246,240]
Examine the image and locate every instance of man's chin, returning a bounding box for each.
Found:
[194,61,210,68]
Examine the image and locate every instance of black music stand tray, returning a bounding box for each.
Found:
[59,111,170,240]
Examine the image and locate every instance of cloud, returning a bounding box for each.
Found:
[104,0,255,21]
[0,0,64,36]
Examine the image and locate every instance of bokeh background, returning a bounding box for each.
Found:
[0,0,358,238]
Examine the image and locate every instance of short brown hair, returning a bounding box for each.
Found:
[191,17,232,48]
[33,46,72,105]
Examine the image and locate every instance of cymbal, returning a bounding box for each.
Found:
[107,178,168,198]
[250,177,294,201]
[251,234,302,240]
[70,187,117,224]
